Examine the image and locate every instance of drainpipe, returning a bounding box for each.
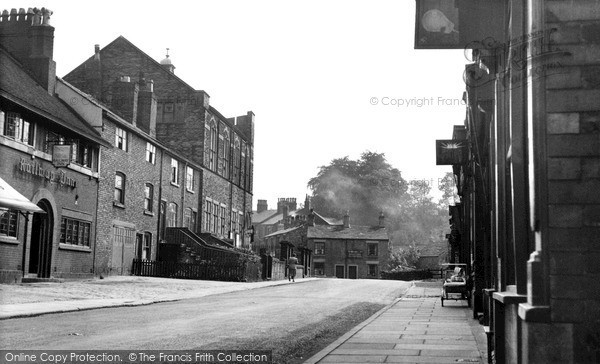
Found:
[156,149,164,260]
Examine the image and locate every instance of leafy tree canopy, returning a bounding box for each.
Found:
[308,151,407,225]
[308,151,450,258]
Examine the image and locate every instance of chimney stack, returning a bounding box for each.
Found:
[307,209,315,226]
[379,211,385,227]
[257,200,268,213]
[0,7,56,93]
[110,76,139,124]
[136,72,157,136]
[343,211,350,228]
[282,205,289,219]
[86,44,103,100]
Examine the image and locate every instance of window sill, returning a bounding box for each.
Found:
[113,202,125,209]
[170,182,180,188]
[518,303,551,322]
[0,236,20,245]
[492,291,528,304]
[143,210,155,217]
[59,243,91,252]
[186,188,195,194]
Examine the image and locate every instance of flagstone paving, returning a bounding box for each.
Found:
[305,283,487,364]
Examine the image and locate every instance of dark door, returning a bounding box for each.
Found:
[348,265,358,279]
[335,265,345,279]
[136,233,143,260]
[29,199,53,278]
[158,200,167,242]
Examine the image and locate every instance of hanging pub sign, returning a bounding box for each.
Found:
[436,139,467,165]
[415,0,507,49]
[415,0,460,49]
[52,144,71,167]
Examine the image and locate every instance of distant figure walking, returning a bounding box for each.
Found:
[287,253,299,282]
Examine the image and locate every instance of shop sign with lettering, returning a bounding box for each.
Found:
[17,158,77,188]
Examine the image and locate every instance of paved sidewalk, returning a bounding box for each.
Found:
[0,276,317,320]
[305,282,487,363]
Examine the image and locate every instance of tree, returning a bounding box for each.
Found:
[307,151,450,259]
[308,151,407,225]
[438,171,459,206]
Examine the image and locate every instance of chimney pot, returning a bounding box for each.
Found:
[343,211,350,228]
[379,211,385,227]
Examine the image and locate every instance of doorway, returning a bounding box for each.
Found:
[348,265,358,279]
[335,265,345,279]
[29,199,53,278]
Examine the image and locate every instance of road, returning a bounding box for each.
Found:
[0,279,410,354]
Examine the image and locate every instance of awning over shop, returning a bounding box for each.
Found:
[0,176,44,213]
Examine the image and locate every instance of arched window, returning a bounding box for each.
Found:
[114,172,125,205]
[209,121,217,171]
[167,202,178,227]
[221,130,230,178]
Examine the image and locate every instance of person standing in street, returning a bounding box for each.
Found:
[287,253,298,282]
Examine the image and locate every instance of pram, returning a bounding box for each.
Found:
[441,263,470,307]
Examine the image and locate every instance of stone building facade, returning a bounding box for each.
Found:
[64,36,254,248]
[429,0,600,362]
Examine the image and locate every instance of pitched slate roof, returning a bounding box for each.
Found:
[0,47,108,146]
[264,225,303,238]
[307,225,389,240]
[252,209,279,224]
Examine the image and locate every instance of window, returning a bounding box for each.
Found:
[314,242,325,255]
[142,232,152,260]
[220,206,226,235]
[171,158,179,185]
[114,173,125,205]
[233,138,241,184]
[115,127,127,151]
[146,142,156,164]
[2,112,34,145]
[71,140,93,168]
[368,264,378,277]
[167,202,178,227]
[205,200,213,232]
[60,218,91,247]
[186,166,194,192]
[231,210,238,236]
[314,262,325,276]
[209,122,217,171]
[0,210,18,238]
[238,212,244,237]
[144,183,154,212]
[367,242,378,256]
[213,203,219,234]
[184,208,196,231]
[221,131,230,178]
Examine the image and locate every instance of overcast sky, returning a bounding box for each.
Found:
[10,0,466,208]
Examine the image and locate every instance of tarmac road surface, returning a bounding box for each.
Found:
[0,279,411,350]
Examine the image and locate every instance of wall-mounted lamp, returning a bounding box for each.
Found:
[75,194,79,205]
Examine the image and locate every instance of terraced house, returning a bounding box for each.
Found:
[64,36,255,250]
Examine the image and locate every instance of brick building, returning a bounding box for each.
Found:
[54,76,204,275]
[64,36,254,249]
[265,211,389,279]
[424,0,600,361]
[0,8,109,283]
